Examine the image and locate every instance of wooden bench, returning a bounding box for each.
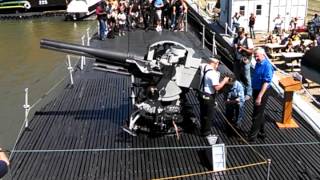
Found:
[268,52,283,60]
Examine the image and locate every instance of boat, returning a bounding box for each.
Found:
[0,0,66,14]
[7,2,320,180]
[65,0,100,20]
[28,0,66,12]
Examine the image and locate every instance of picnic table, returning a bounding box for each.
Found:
[264,43,287,59]
[281,52,304,71]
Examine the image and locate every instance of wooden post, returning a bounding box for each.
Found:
[276,77,301,128]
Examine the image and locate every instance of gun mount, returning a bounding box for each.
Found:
[40,39,204,136]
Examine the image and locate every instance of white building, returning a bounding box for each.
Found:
[219,0,308,32]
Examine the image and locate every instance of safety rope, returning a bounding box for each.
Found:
[30,76,67,110]
[215,106,267,161]
[152,161,268,180]
[3,141,320,154]
[9,76,68,160]
[9,55,81,160]
[9,121,25,160]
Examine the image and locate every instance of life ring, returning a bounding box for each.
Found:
[24,2,31,9]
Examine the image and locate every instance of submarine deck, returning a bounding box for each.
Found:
[9,29,320,180]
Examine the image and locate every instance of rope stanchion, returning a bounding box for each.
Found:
[23,88,30,129]
[202,23,205,49]
[67,55,74,85]
[185,12,188,32]
[212,32,217,56]
[152,161,268,180]
[266,159,272,180]
[80,35,86,69]
[86,27,91,46]
[225,23,228,35]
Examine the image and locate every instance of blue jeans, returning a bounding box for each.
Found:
[249,26,255,39]
[233,60,252,97]
[233,23,240,33]
[170,14,176,29]
[243,62,252,97]
[226,102,244,126]
[98,18,106,40]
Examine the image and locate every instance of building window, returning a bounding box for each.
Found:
[256,5,262,15]
[39,0,48,5]
[239,6,245,16]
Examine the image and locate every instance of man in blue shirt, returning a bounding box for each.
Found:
[0,148,9,178]
[248,47,274,143]
[154,0,164,31]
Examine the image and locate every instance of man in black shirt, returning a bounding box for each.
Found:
[142,0,155,30]
[249,13,256,39]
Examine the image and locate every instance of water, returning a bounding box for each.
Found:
[0,17,96,149]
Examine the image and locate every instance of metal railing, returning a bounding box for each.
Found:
[186,5,234,62]
[11,25,97,160]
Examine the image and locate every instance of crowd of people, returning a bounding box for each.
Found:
[265,29,318,53]
[199,12,277,143]
[198,12,320,143]
[198,45,274,143]
[199,11,319,143]
[95,0,188,40]
[232,11,320,50]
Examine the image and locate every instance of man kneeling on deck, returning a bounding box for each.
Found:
[224,73,245,136]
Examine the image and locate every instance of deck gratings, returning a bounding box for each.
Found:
[9,27,320,180]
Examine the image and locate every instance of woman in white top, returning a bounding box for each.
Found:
[117,6,127,36]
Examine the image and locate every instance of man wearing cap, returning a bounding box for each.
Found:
[248,47,274,143]
[233,29,254,100]
[198,57,229,136]
[0,148,9,178]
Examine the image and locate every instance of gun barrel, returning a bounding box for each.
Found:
[40,39,165,77]
[40,39,130,66]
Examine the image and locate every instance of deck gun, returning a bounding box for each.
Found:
[40,39,204,136]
